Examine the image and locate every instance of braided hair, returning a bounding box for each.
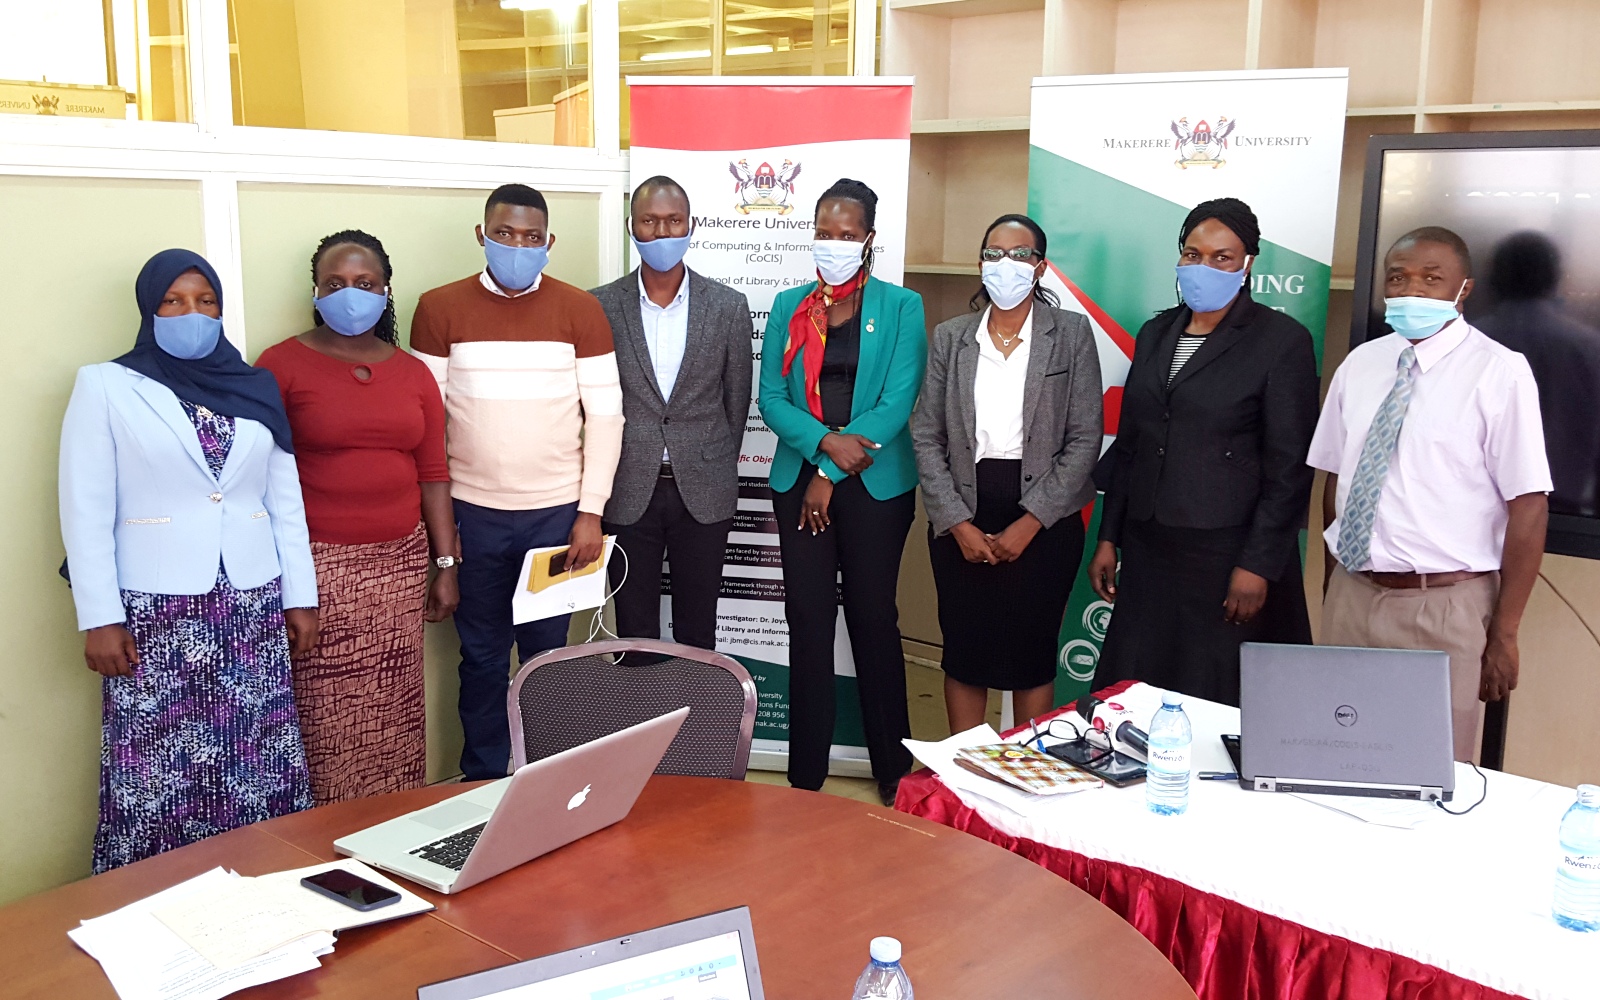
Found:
[816,178,878,279]
[969,213,1061,311]
[1179,197,1261,256]
[817,177,878,231]
[311,229,398,344]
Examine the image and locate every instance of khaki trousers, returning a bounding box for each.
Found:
[1320,564,1498,763]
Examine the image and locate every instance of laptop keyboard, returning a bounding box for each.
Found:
[410,822,487,871]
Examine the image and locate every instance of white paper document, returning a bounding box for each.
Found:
[69,868,329,1000]
[68,860,432,1000]
[512,536,616,624]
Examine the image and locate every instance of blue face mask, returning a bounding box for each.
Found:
[315,286,389,337]
[152,312,223,360]
[633,230,692,273]
[1384,283,1465,341]
[1176,256,1251,313]
[483,234,549,291]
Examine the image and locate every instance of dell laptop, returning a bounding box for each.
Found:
[1238,643,1455,801]
[417,906,765,1000]
[334,706,689,893]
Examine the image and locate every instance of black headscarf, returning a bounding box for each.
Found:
[114,249,295,454]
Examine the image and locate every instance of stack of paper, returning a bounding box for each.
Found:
[68,860,432,1000]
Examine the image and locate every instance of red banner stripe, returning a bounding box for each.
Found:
[630,83,912,151]
[1049,261,1137,359]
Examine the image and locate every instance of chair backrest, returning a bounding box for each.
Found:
[508,639,757,779]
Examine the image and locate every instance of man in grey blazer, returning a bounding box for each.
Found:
[591,176,753,648]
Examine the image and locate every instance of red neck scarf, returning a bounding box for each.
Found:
[782,271,867,420]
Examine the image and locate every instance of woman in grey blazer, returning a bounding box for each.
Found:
[911,215,1103,732]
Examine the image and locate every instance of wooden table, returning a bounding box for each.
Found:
[3,776,1196,999]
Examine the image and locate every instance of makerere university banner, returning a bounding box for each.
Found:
[1027,69,1348,705]
[628,77,913,774]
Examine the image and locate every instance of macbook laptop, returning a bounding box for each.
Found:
[417,906,765,1000]
[335,707,689,893]
[1238,643,1455,801]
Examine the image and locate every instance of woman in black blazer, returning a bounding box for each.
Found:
[1087,198,1319,706]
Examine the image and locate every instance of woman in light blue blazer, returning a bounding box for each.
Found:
[59,249,318,872]
[757,179,927,804]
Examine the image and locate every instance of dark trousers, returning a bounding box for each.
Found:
[772,468,915,791]
[605,472,733,650]
[453,498,578,780]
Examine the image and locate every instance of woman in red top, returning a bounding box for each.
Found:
[257,230,458,804]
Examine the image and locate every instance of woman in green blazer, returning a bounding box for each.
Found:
[758,178,927,804]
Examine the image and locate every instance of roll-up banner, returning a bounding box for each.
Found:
[1027,69,1348,705]
[628,77,913,775]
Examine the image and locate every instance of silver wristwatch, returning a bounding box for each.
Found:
[435,555,462,569]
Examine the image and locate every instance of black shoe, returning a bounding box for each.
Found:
[878,779,901,807]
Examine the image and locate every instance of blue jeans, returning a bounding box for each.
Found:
[454,499,578,780]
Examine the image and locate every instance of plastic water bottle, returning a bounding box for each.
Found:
[1146,692,1193,816]
[850,936,913,999]
[1554,784,1600,931]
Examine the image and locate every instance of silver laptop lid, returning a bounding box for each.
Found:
[417,907,764,1000]
[1239,643,1454,793]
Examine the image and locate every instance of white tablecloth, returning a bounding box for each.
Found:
[916,684,1600,1000]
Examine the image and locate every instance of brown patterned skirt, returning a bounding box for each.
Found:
[293,523,429,805]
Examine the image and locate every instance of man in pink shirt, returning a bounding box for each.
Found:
[1308,227,1551,762]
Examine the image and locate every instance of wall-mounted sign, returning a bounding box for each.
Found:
[0,80,126,119]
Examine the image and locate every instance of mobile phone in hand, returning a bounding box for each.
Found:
[301,868,401,911]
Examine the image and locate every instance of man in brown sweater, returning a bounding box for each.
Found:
[411,183,623,780]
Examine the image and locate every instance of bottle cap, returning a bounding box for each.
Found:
[1161,691,1183,707]
[869,937,902,964]
[1578,784,1600,807]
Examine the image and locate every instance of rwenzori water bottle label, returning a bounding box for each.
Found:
[1562,854,1600,881]
[1149,745,1191,772]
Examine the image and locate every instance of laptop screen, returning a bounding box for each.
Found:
[481,930,752,1000]
[418,910,765,1000]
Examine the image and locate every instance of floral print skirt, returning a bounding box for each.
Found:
[92,570,312,873]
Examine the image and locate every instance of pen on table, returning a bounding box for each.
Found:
[1198,771,1239,781]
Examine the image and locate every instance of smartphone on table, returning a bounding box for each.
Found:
[300,868,401,911]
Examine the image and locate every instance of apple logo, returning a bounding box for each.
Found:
[567,784,591,811]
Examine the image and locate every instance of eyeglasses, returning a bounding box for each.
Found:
[1018,716,1112,751]
[980,246,1042,263]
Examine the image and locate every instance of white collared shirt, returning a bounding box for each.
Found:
[639,268,690,460]
[1307,320,1551,573]
[479,269,542,297]
[973,306,1031,461]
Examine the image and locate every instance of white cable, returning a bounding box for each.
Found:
[584,539,629,643]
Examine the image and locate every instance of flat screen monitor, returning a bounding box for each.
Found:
[1353,130,1600,558]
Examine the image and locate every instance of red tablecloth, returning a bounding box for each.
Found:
[893,682,1520,1000]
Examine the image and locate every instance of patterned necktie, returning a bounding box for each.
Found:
[1336,346,1418,571]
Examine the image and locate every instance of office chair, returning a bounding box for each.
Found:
[507,638,757,779]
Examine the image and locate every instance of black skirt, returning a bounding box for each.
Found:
[1094,517,1312,707]
[929,459,1086,691]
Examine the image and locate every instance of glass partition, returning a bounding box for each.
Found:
[227,0,593,145]
[0,0,191,122]
[619,0,859,147]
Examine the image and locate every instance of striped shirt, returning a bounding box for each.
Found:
[410,274,623,514]
[1168,334,1207,384]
